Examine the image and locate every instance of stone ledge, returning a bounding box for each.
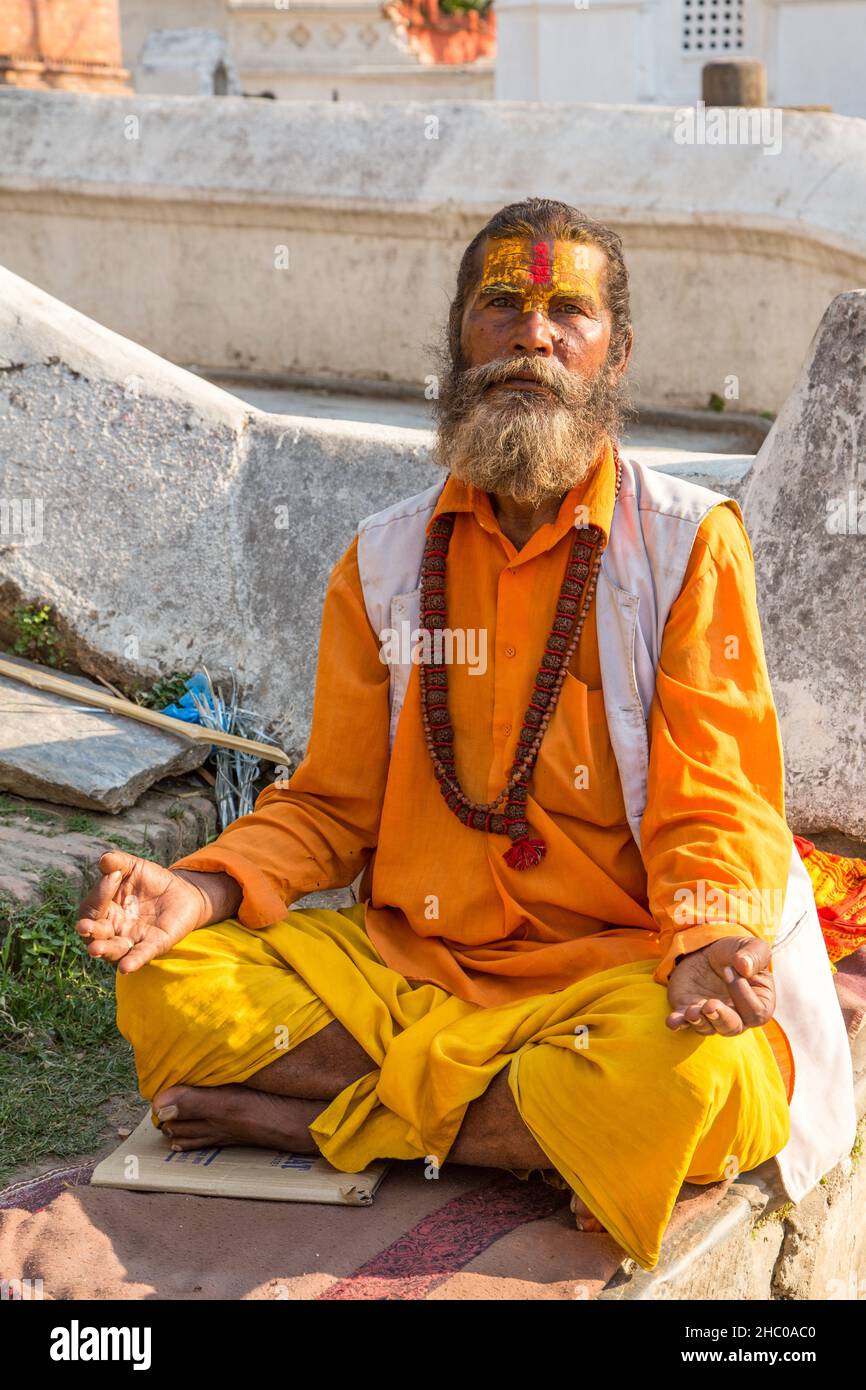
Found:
[0,92,861,246]
[0,777,217,911]
[600,1030,866,1300]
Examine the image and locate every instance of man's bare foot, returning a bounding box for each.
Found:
[570,1192,606,1234]
[152,1083,323,1153]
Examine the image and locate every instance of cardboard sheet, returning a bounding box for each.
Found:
[91,1114,389,1206]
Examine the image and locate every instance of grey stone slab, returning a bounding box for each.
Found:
[742,290,866,840]
[0,654,208,812]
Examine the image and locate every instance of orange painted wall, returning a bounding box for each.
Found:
[0,0,129,91]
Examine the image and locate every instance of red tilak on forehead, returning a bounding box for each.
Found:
[528,241,551,285]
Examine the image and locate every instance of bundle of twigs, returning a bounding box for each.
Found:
[184,667,285,830]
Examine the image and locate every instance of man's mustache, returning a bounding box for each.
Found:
[451,355,591,406]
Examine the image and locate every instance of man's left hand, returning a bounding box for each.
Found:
[666,935,775,1036]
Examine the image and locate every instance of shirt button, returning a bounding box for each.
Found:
[503,723,512,735]
[508,568,518,576]
[504,645,516,658]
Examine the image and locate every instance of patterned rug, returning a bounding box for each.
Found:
[0,1163,93,1213]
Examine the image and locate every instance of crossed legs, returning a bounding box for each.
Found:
[153,1018,552,1171]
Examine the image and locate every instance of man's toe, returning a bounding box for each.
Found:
[153,1082,207,1123]
[161,1118,215,1140]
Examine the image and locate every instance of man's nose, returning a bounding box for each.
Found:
[510,310,555,357]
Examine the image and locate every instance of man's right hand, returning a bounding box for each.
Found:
[75,852,242,974]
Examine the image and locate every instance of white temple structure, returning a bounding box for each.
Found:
[495,0,866,116]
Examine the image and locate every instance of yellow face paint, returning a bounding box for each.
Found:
[477,236,603,317]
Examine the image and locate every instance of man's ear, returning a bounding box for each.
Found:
[610,324,634,379]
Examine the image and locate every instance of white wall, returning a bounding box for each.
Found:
[496,0,657,103]
[496,0,866,116]
[762,0,866,116]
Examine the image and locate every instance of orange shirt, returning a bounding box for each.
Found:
[174,440,794,1011]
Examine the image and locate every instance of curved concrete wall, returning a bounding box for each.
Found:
[1,264,863,834]
[0,89,864,411]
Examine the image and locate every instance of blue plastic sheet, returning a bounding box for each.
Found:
[160,672,218,724]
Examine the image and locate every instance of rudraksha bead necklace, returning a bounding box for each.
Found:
[419,445,622,870]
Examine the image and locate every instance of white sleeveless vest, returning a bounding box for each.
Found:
[356,452,857,1205]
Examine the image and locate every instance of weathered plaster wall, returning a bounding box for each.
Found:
[0,90,864,412]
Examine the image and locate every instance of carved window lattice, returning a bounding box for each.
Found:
[682,0,744,53]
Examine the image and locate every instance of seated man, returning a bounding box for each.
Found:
[76,197,855,1272]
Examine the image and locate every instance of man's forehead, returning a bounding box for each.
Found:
[477,235,603,291]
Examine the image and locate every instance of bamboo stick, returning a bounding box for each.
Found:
[0,656,291,766]
[92,670,126,700]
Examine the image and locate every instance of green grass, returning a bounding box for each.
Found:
[16,805,58,826]
[104,832,154,856]
[0,796,63,832]
[439,0,492,11]
[0,871,137,1185]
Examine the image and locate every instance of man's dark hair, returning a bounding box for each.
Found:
[447,197,632,369]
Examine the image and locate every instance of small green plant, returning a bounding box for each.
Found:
[134,673,192,710]
[751,1201,794,1237]
[708,392,725,413]
[65,813,100,835]
[0,871,80,975]
[10,602,65,666]
[850,1122,864,1171]
[0,796,61,826]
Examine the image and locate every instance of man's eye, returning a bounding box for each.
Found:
[489,295,515,308]
[559,302,586,315]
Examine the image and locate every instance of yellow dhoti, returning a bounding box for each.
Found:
[115,904,790,1270]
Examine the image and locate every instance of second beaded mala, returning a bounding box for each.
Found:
[418,447,623,869]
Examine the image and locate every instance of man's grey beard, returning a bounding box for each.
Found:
[432,352,628,506]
